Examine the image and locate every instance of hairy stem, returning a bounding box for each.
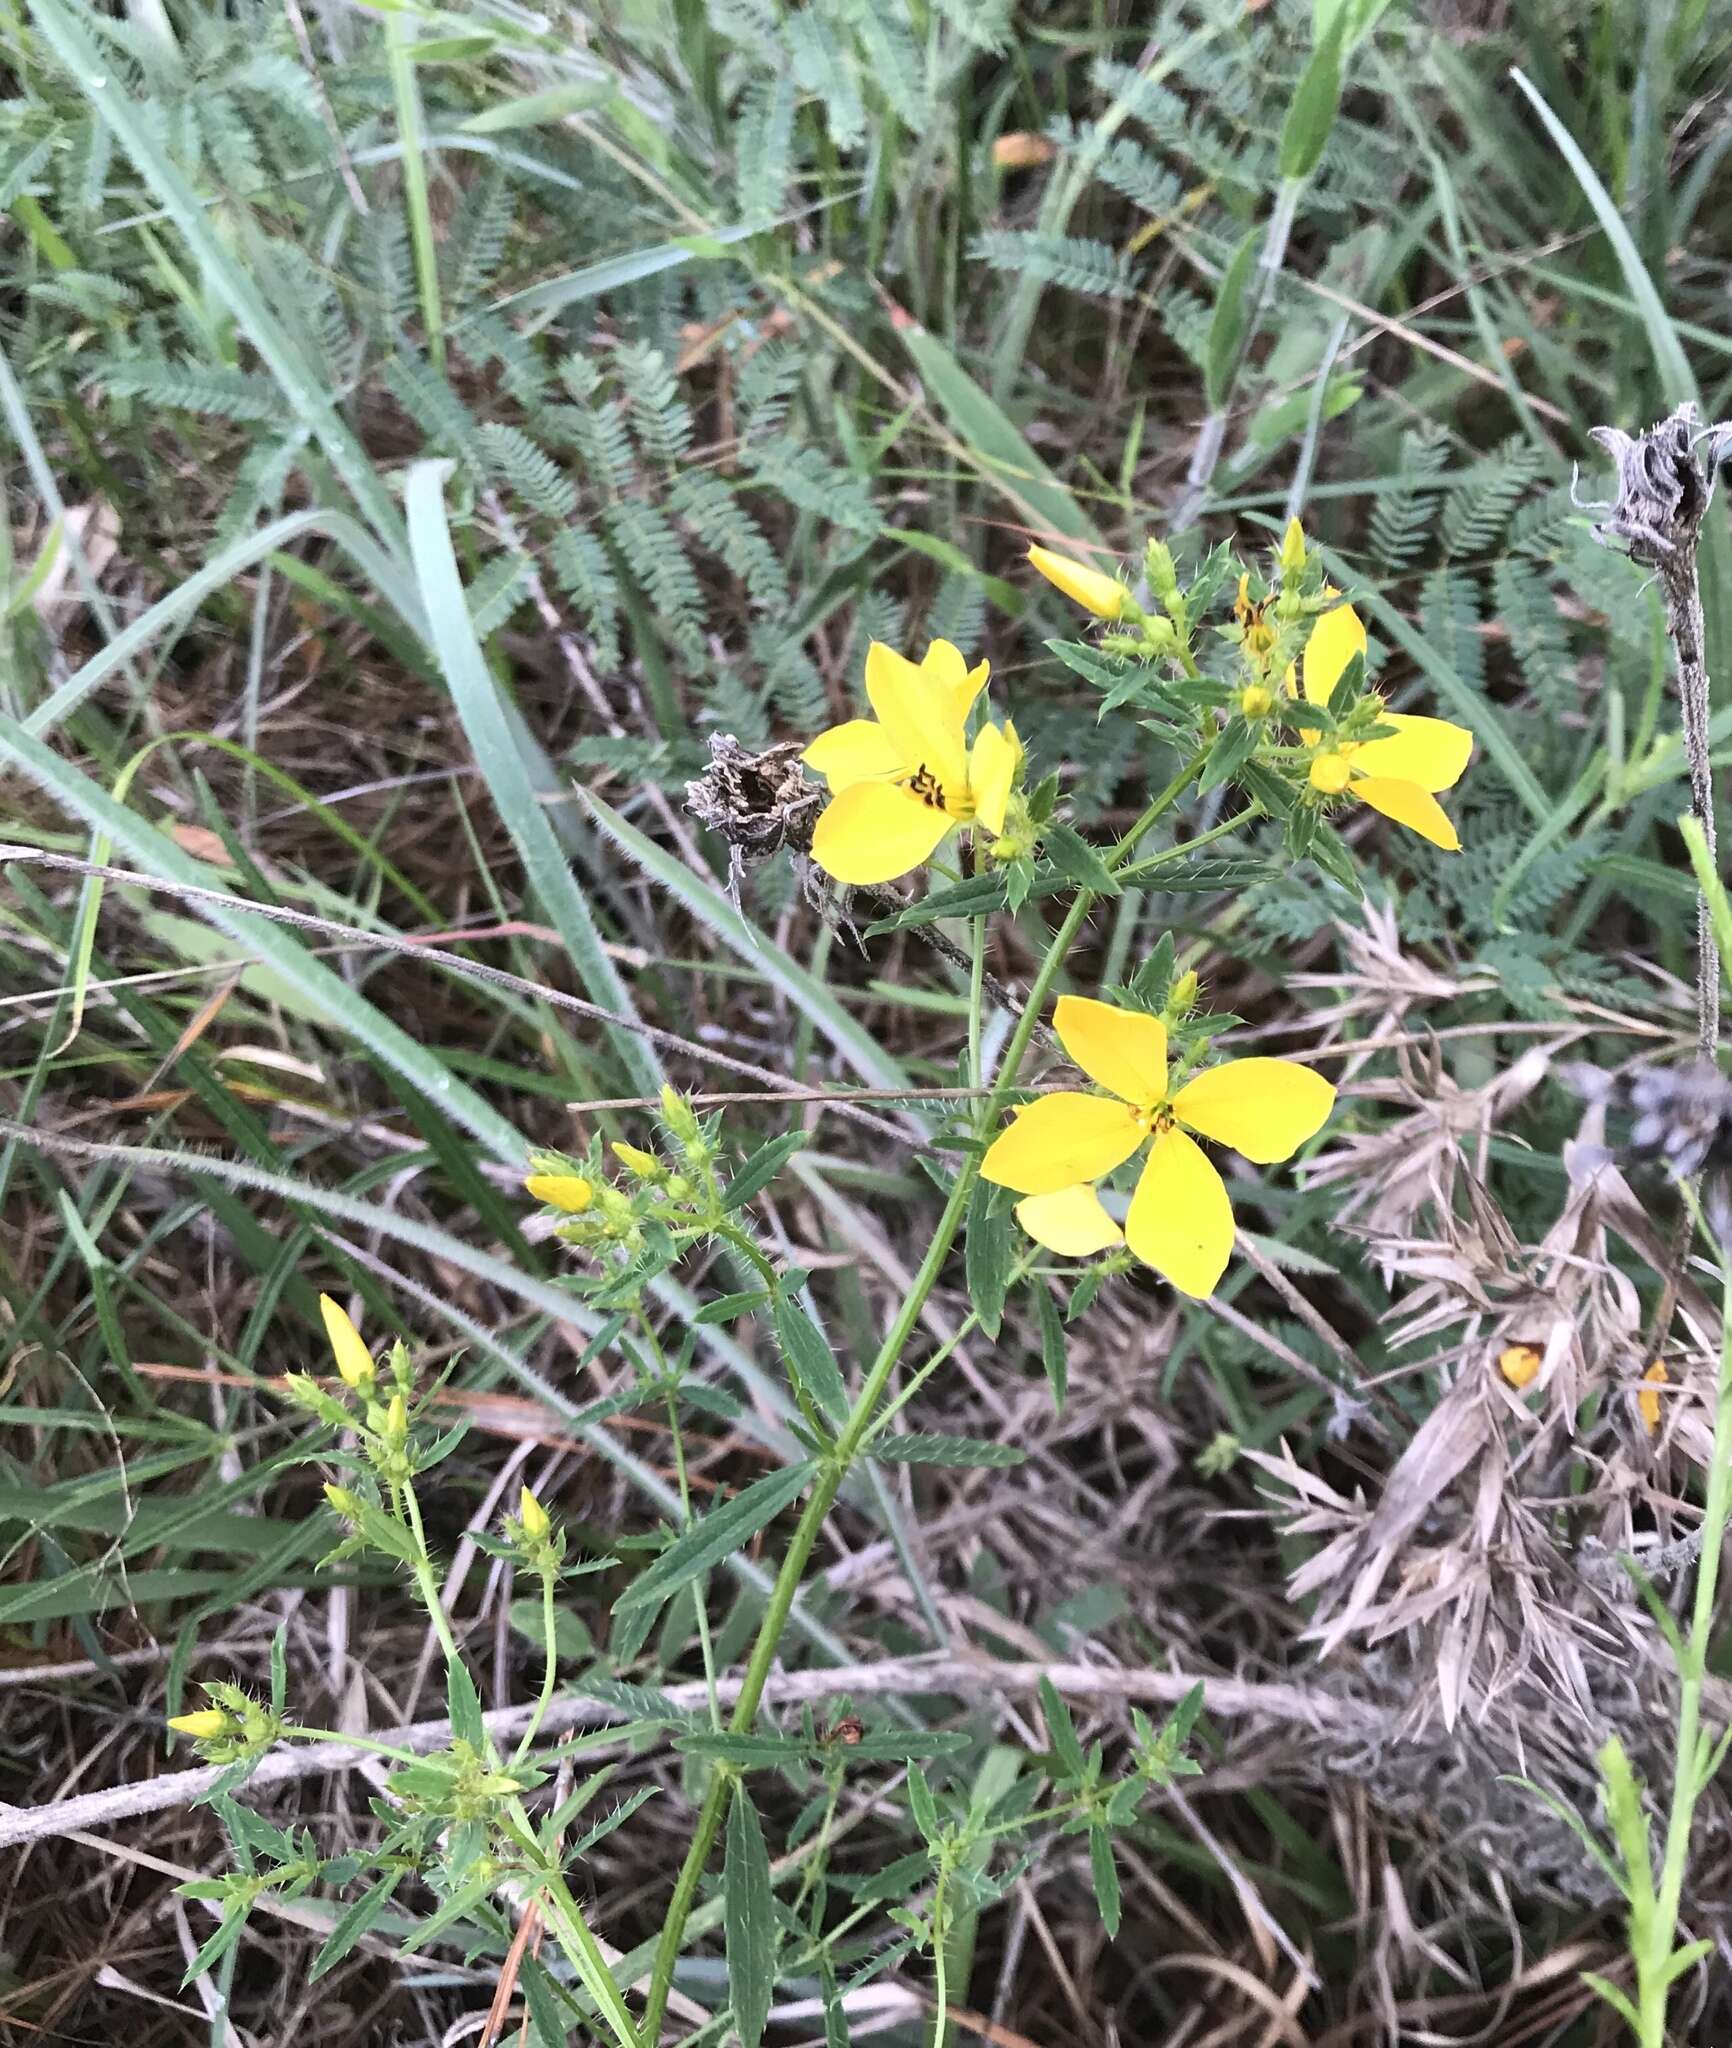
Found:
[1662,550,1719,1060]
[635,757,1205,2041]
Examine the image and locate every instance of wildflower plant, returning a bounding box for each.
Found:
[169,518,1485,2044]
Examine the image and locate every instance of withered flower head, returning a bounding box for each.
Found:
[1565,1060,1732,1180]
[1578,402,1732,566]
[684,735,825,905]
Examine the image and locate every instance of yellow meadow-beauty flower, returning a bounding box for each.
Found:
[1290,605,1473,851]
[804,640,1021,885]
[981,995,1335,1299]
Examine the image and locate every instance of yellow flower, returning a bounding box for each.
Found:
[168,1708,232,1739]
[1026,544,1128,620]
[320,1293,374,1390]
[1288,606,1473,850]
[804,641,1022,885]
[526,1172,594,1214]
[1498,1342,1541,1389]
[981,995,1336,1298]
[1639,1359,1668,1435]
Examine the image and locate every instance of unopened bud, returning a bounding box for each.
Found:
[1309,752,1353,796]
[1278,518,1307,576]
[1027,544,1127,620]
[611,1142,662,1179]
[525,1173,594,1214]
[518,1487,550,1542]
[320,1294,374,1390]
[168,1708,232,1739]
[324,1483,363,1522]
[1239,684,1274,719]
[1168,970,1199,1014]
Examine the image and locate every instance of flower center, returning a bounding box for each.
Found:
[908,762,972,820]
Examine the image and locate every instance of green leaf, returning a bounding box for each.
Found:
[873,1433,1026,1469]
[1580,1973,1641,2030]
[1088,1826,1122,1937]
[405,463,661,1096]
[725,1786,777,2048]
[460,78,615,133]
[1197,715,1259,797]
[1205,227,1261,409]
[772,1296,849,1426]
[964,1182,1013,1340]
[906,1764,941,1843]
[446,1656,486,1747]
[1041,821,1121,897]
[181,1905,252,1985]
[678,1732,822,1765]
[1279,17,1348,181]
[1039,1677,1086,1780]
[898,322,1103,548]
[1036,1283,1068,1412]
[614,1460,818,1616]
[311,1872,403,1980]
[724,1131,809,1211]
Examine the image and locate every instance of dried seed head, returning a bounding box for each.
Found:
[1581,402,1732,567]
[1566,1060,1732,1180]
[684,735,825,906]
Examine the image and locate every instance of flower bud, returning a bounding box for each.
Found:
[383,1394,408,1442]
[168,1708,232,1739]
[1309,752,1353,796]
[611,1142,662,1179]
[525,1172,594,1214]
[320,1294,374,1391]
[324,1483,363,1522]
[1278,518,1307,576]
[1143,537,1181,610]
[1168,969,1199,1014]
[1239,684,1274,719]
[1027,544,1127,620]
[518,1487,550,1542]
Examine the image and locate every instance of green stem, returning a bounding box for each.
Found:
[1637,1198,1732,2042]
[402,1483,470,1707]
[635,753,1204,2042]
[511,1564,561,1769]
[279,1725,422,1765]
[385,10,444,373]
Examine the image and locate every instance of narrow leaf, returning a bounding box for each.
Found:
[772,1295,849,1426]
[725,1786,777,2048]
[614,1460,817,1615]
[873,1433,1025,1469]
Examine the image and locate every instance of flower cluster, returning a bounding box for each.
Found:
[280,1295,421,1487]
[167,1679,280,1760]
[980,994,1334,1297]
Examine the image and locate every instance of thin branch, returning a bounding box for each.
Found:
[0,1654,1371,1852]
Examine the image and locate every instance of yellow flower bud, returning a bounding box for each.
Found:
[324,1483,363,1521]
[384,1394,408,1441]
[168,1708,232,1739]
[525,1172,594,1214]
[1239,684,1274,719]
[611,1142,661,1178]
[1498,1343,1541,1390]
[1168,969,1200,1013]
[320,1294,374,1390]
[1278,518,1307,575]
[1309,752,1353,796]
[1027,544,1127,620]
[1639,1359,1668,1435]
[518,1486,551,1541]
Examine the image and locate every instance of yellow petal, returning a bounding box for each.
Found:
[1124,1128,1234,1299]
[1498,1343,1541,1389]
[1349,776,1460,852]
[810,782,954,885]
[1169,1057,1336,1163]
[1014,1184,1124,1256]
[804,718,906,791]
[968,719,1021,836]
[920,639,990,722]
[525,1172,594,1213]
[864,641,968,793]
[980,1091,1146,1195]
[1053,994,1167,1109]
[1297,603,1366,708]
[1349,713,1473,793]
[320,1293,374,1389]
[1027,543,1127,619]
